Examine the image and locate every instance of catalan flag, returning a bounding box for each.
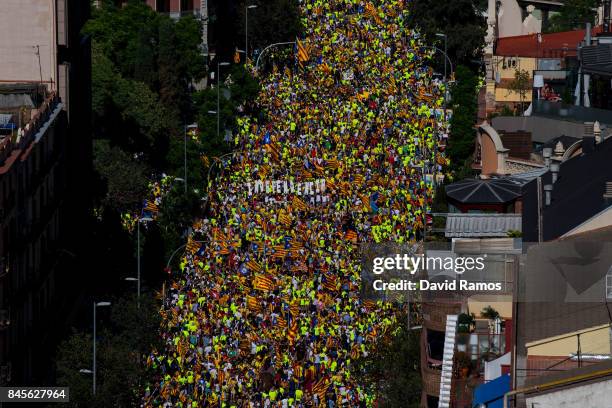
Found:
[278,212,292,227]
[296,38,309,68]
[287,321,299,344]
[246,295,261,312]
[276,316,287,328]
[253,274,274,291]
[312,377,330,402]
[246,259,263,273]
[365,3,381,24]
[323,274,337,292]
[291,196,309,211]
[186,238,201,255]
[144,200,159,213]
[345,230,358,241]
[289,301,300,318]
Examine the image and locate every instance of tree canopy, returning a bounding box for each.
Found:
[546,0,601,33]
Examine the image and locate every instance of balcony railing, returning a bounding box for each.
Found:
[0,93,60,167]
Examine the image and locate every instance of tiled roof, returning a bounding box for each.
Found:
[496,26,603,58]
[445,213,522,238]
[446,178,524,204]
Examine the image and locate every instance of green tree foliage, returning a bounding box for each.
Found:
[85,1,206,162]
[234,0,303,58]
[55,294,161,408]
[507,69,531,115]
[355,315,421,408]
[546,0,600,33]
[93,140,150,212]
[407,0,487,69]
[447,65,479,172]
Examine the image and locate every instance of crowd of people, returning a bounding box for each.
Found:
[144,1,448,406]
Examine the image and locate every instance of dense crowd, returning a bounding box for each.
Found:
[144,0,448,406]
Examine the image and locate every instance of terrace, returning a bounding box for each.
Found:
[0,84,62,174]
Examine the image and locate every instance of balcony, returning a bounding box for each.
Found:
[422,300,461,332]
[421,329,441,398]
[0,92,61,170]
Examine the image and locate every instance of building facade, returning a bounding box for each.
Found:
[0,0,91,385]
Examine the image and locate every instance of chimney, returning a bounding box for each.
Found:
[544,184,553,206]
[583,122,596,154]
[553,141,565,161]
[550,163,560,183]
[543,147,552,168]
[594,121,602,143]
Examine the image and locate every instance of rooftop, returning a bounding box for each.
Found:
[444,213,522,238]
[446,178,525,204]
[496,26,603,58]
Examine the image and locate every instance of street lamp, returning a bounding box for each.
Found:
[92,301,111,395]
[435,33,448,81]
[245,5,258,61]
[137,217,153,308]
[215,62,230,142]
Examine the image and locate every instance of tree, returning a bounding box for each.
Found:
[407,0,487,71]
[546,0,600,33]
[507,69,531,116]
[447,65,479,173]
[55,294,161,408]
[93,140,150,212]
[355,314,421,407]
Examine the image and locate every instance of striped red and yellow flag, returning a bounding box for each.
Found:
[186,238,200,255]
[365,3,381,23]
[296,38,309,67]
[278,212,292,227]
[272,246,289,258]
[246,259,263,273]
[345,230,358,241]
[287,321,299,344]
[312,377,330,402]
[289,301,300,318]
[276,316,287,328]
[325,158,339,169]
[246,295,261,312]
[353,174,364,184]
[144,201,159,213]
[291,196,309,211]
[253,274,274,291]
[323,274,337,292]
[264,143,280,162]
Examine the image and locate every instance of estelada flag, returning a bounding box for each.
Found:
[253,274,274,291]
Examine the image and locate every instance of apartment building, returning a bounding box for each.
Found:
[0,0,91,385]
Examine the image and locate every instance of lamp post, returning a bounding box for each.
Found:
[92,301,111,395]
[245,5,258,61]
[183,123,188,194]
[137,217,153,308]
[213,62,230,141]
[435,33,448,81]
